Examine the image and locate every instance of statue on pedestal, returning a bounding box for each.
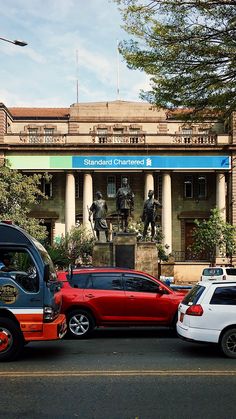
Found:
[116,177,134,232]
[142,190,162,241]
[89,191,109,241]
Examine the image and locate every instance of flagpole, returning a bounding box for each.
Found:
[116,40,120,100]
[76,49,79,103]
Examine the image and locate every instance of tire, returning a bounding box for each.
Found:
[67,309,95,339]
[220,328,236,358]
[0,317,24,362]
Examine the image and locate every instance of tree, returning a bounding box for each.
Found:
[114,0,236,116]
[191,208,236,264]
[47,226,95,269]
[0,163,48,240]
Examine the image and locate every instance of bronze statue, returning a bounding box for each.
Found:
[116,177,134,232]
[142,190,162,241]
[89,191,109,241]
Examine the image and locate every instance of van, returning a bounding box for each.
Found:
[200,266,236,282]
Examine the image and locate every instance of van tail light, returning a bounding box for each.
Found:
[186,304,203,316]
[223,275,226,280]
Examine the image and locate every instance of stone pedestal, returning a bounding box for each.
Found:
[92,242,113,267]
[136,242,158,277]
[113,232,137,269]
[92,234,159,277]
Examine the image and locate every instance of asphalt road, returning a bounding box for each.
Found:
[1,327,236,419]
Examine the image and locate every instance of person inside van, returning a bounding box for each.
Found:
[0,254,15,272]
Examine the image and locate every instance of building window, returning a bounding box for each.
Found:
[184,176,193,199]
[29,128,39,143]
[184,175,207,199]
[44,128,54,143]
[113,128,124,143]
[198,176,207,199]
[75,176,80,198]
[182,128,193,135]
[42,178,53,198]
[107,176,116,198]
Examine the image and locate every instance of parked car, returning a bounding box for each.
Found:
[57,267,187,338]
[177,281,236,358]
[200,266,236,282]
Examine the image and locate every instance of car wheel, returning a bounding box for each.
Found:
[220,328,236,358]
[67,310,95,339]
[0,317,24,361]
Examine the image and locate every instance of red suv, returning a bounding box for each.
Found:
[57,267,187,338]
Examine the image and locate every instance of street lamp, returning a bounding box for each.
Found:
[0,37,27,47]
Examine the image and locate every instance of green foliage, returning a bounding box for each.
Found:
[47,226,95,269]
[0,163,48,240]
[114,0,236,116]
[191,208,236,262]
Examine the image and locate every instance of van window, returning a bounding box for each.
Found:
[202,268,223,276]
[225,269,236,276]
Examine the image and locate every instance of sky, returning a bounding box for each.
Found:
[0,0,150,108]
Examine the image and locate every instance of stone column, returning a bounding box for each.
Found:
[83,173,93,230]
[65,172,76,234]
[144,172,154,199]
[216,173,226,221]
[162,172,172,254]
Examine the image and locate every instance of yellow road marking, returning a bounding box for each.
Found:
[0,370,236,377]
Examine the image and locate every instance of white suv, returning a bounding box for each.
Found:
[177,281,236,358]
[200,266,236,282]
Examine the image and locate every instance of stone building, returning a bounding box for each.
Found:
[0,100,235,281]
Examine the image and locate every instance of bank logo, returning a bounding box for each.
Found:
[146,158,152,166]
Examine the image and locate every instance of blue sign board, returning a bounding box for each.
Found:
[72,156,230,170]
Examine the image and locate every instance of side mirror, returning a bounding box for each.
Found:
[158,285,168,294]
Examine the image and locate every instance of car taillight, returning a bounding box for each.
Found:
[186,304,203,316]
[223,275,226,280]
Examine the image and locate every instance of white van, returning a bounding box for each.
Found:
[200,266,236,282]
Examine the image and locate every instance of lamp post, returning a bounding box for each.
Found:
[0,37,27,47]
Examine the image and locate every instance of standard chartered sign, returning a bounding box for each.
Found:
[7,155,230,170]
[73,155,230,170]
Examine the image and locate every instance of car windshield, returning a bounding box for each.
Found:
[182,284,205,305]
[203,268,223,276]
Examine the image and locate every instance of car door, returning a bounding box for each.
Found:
[123,273,172,323]
[83,273,126,321]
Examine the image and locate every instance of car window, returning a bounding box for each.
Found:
[124,275,160,293]
[182,284,205,305]
[210,286,236,305]
[203,268,223,276]
[67,273,88,289]
[225,269,236,276]
[87,274,123,290]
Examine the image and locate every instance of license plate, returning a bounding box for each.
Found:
[180,312,184,323]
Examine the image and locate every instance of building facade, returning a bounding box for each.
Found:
[0,100,235,272]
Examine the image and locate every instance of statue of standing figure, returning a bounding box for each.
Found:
[89,191,109,241]
[116,177,134,232]
[142,190,162,241]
